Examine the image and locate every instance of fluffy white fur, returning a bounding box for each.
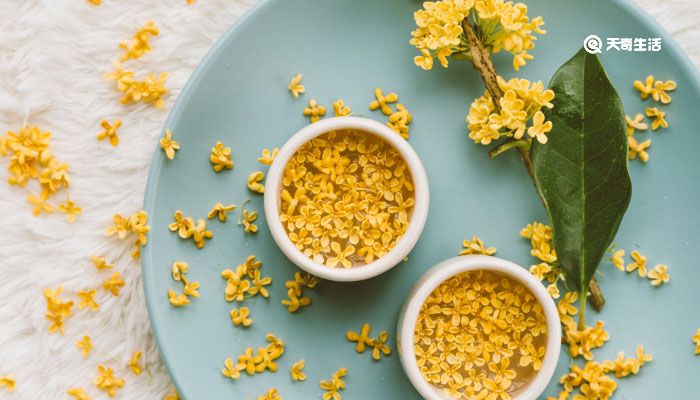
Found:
[0,0,696,399]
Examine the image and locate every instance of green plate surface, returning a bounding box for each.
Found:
[142,0,700,398]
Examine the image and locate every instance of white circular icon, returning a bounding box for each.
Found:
[584,34,603,54]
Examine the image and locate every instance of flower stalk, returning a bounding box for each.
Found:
[461,17,606,312]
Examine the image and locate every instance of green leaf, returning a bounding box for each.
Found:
[531,48,631,295]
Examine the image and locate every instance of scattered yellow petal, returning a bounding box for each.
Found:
[645,107,668,130]
[625,114,648,136]
[67,387,92,400]
[647,264,669,286]
[288,74,305,98]
[207,202,236,222]
[91,256,114,270]
[369,87,398,115]
[459,235,497,256]
[160,129,180,160]
[247,171,265,194]
[129,351,142,376]
[97,119,121,146]
[210,141,234,172]
[230,307,253,327]
[303,99,326,123]
[93,365,124,397]
[258,148,279,165]
[290,359,307,382]
[77,289,100,311]
[333,99,351,117]
[103,272,125,296]
[77,335,93,358]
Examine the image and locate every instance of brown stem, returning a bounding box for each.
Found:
[461,17,607,312]
[588,277,605,312]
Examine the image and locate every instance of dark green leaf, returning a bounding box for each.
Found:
[531,48,632,294]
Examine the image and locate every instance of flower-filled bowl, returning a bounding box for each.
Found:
[264,116,429,282]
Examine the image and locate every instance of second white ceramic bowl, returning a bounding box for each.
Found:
[396,255,561,400]
[263,116,430,282]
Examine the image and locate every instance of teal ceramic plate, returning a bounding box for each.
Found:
[142,0,700,398]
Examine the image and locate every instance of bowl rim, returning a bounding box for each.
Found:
[396,255,562,400]
[263,116,430,282]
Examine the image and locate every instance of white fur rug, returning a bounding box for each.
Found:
[0,0,696,399]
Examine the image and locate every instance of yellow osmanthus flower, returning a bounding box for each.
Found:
[333,99,352,117]
[247,171,265,194]
[103,272,125,296]
[547,283,560,299]
[77,289,99,311]
[370,330,391,360]
[163,387,180,400]
[160,129,180,160]
[564,321,609,360]
[119,21,159,62]
[58,200,82,223]
[221,334,286,380]
[644,107,668,130]
[168,289,190,307]
[0,374,15,392]
[692,329,700,355]
[529,262,551,281]
[230,307,253,327]
[129,351,142,376]
[346,323,373,353]
[459,235,496,256]
[258,388,282,400]
[240,209,258,233]
[634,75,677,104]
[557,292,579,328]
[77,335,93,358]
[67,387,92,400]
[210,141,234,172]
[320,368,347,400]
[91,256,114,270]
[633,75,655,99]
[282,272,318,313]
[104,63,169,109]
[303,99,326,123]
[625,114,648,136]
[652,80,677,104]
[288,73,305,98]
[387,103,412,139]
[1,125,79,219]
[467,77,554,145]
[258,148,279,165]
[611,249,625,271]
[207,202,236,222]
[192,219,213,248]
[93,365,125,397]
[410,0,545,71]
[628,135,651,163]
[86,0,100,5]
[369,87,398,115]
[97,119,121,146]
[626,250,647,277]
[221,255,270,304]
[169,210,194,239]
[290,359,307,382]
[44,286,74,334]
[104,210,150,259]
[647,264,669,286]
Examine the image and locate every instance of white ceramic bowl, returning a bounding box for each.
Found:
[397,255,561,400]
[263,116,430,282]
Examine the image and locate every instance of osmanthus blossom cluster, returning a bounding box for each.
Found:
[467,76,555,145]
[410,0,545,71]
[0,125,81,222]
